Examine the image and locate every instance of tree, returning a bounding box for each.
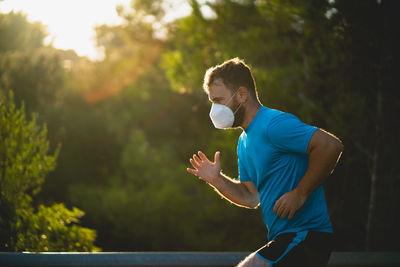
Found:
[0,91,99,251]
[0,11,45,52]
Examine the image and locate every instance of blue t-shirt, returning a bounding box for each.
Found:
[237,106,332,241]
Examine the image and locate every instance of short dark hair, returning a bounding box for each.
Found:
[203,58,258,99]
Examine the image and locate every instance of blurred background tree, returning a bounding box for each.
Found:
[1,0,399,252]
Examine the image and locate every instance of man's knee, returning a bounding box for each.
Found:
[236,252,270,267]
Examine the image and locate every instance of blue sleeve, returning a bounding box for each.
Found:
[238,156,251,182]
[266,113,318,154]
[237,138,251,182]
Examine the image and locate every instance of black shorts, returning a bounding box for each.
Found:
[256,231,333,267]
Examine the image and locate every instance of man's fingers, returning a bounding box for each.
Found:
[190,158,199,169]
[193,154,202,165]
[274,198,297,219]
[187,168,198,176]
[273,198,282,214]
[280,208,290,219]
[273,202,278,214]
[274,198,289,219]
[214,151,220,165]
[276,205,285,218]
[198,151,209,162]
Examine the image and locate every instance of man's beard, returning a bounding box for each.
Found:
[232,99,245,128]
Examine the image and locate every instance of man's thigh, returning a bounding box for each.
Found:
[236,252,270,267]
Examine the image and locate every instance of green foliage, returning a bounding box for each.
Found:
[0,12,69,124]
[0,91,99,252]
[0,11,46,52]
[14,203,99,252]
[0,48,68,118]
[0,91,56,208]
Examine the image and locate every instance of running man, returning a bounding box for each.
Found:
[187,58,343,267]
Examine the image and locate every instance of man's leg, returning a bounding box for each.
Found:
[236,252,270,267]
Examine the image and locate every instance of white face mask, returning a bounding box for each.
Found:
[209,91,242,129]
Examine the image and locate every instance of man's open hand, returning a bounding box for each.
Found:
[273,189,307,220]
[187,151,221,184]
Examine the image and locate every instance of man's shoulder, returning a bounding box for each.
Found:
[262,107,303,127]
[257,107,295,131]
[260,106,288,120]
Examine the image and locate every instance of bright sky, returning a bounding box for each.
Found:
[0,0,192,61]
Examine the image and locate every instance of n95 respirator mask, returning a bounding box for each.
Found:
[209,91,242,129]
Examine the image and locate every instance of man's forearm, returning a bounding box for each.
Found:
[209,173,259,209]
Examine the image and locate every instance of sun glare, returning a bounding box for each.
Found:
[0,0,197,61]
[0,0,131,60]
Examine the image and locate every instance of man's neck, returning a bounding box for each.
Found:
[241,101,262,130]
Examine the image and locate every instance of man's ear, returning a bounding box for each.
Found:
[237,86,248,102]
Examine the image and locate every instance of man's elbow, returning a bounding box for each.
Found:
[332,139,344,157]
[327,140,343,175]
[242,193,260,209]
[324,132,343,157]
[248,197,260,209]
[246,201,259,209]
[246,202,260,210]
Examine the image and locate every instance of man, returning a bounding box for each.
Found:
[187,58,343,267]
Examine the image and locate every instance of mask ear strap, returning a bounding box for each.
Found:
[233,102,242,114]
[226,90,238,106]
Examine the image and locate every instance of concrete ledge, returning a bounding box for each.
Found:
[1,252,400,266]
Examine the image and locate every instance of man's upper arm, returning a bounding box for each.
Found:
[306,129,343,155]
